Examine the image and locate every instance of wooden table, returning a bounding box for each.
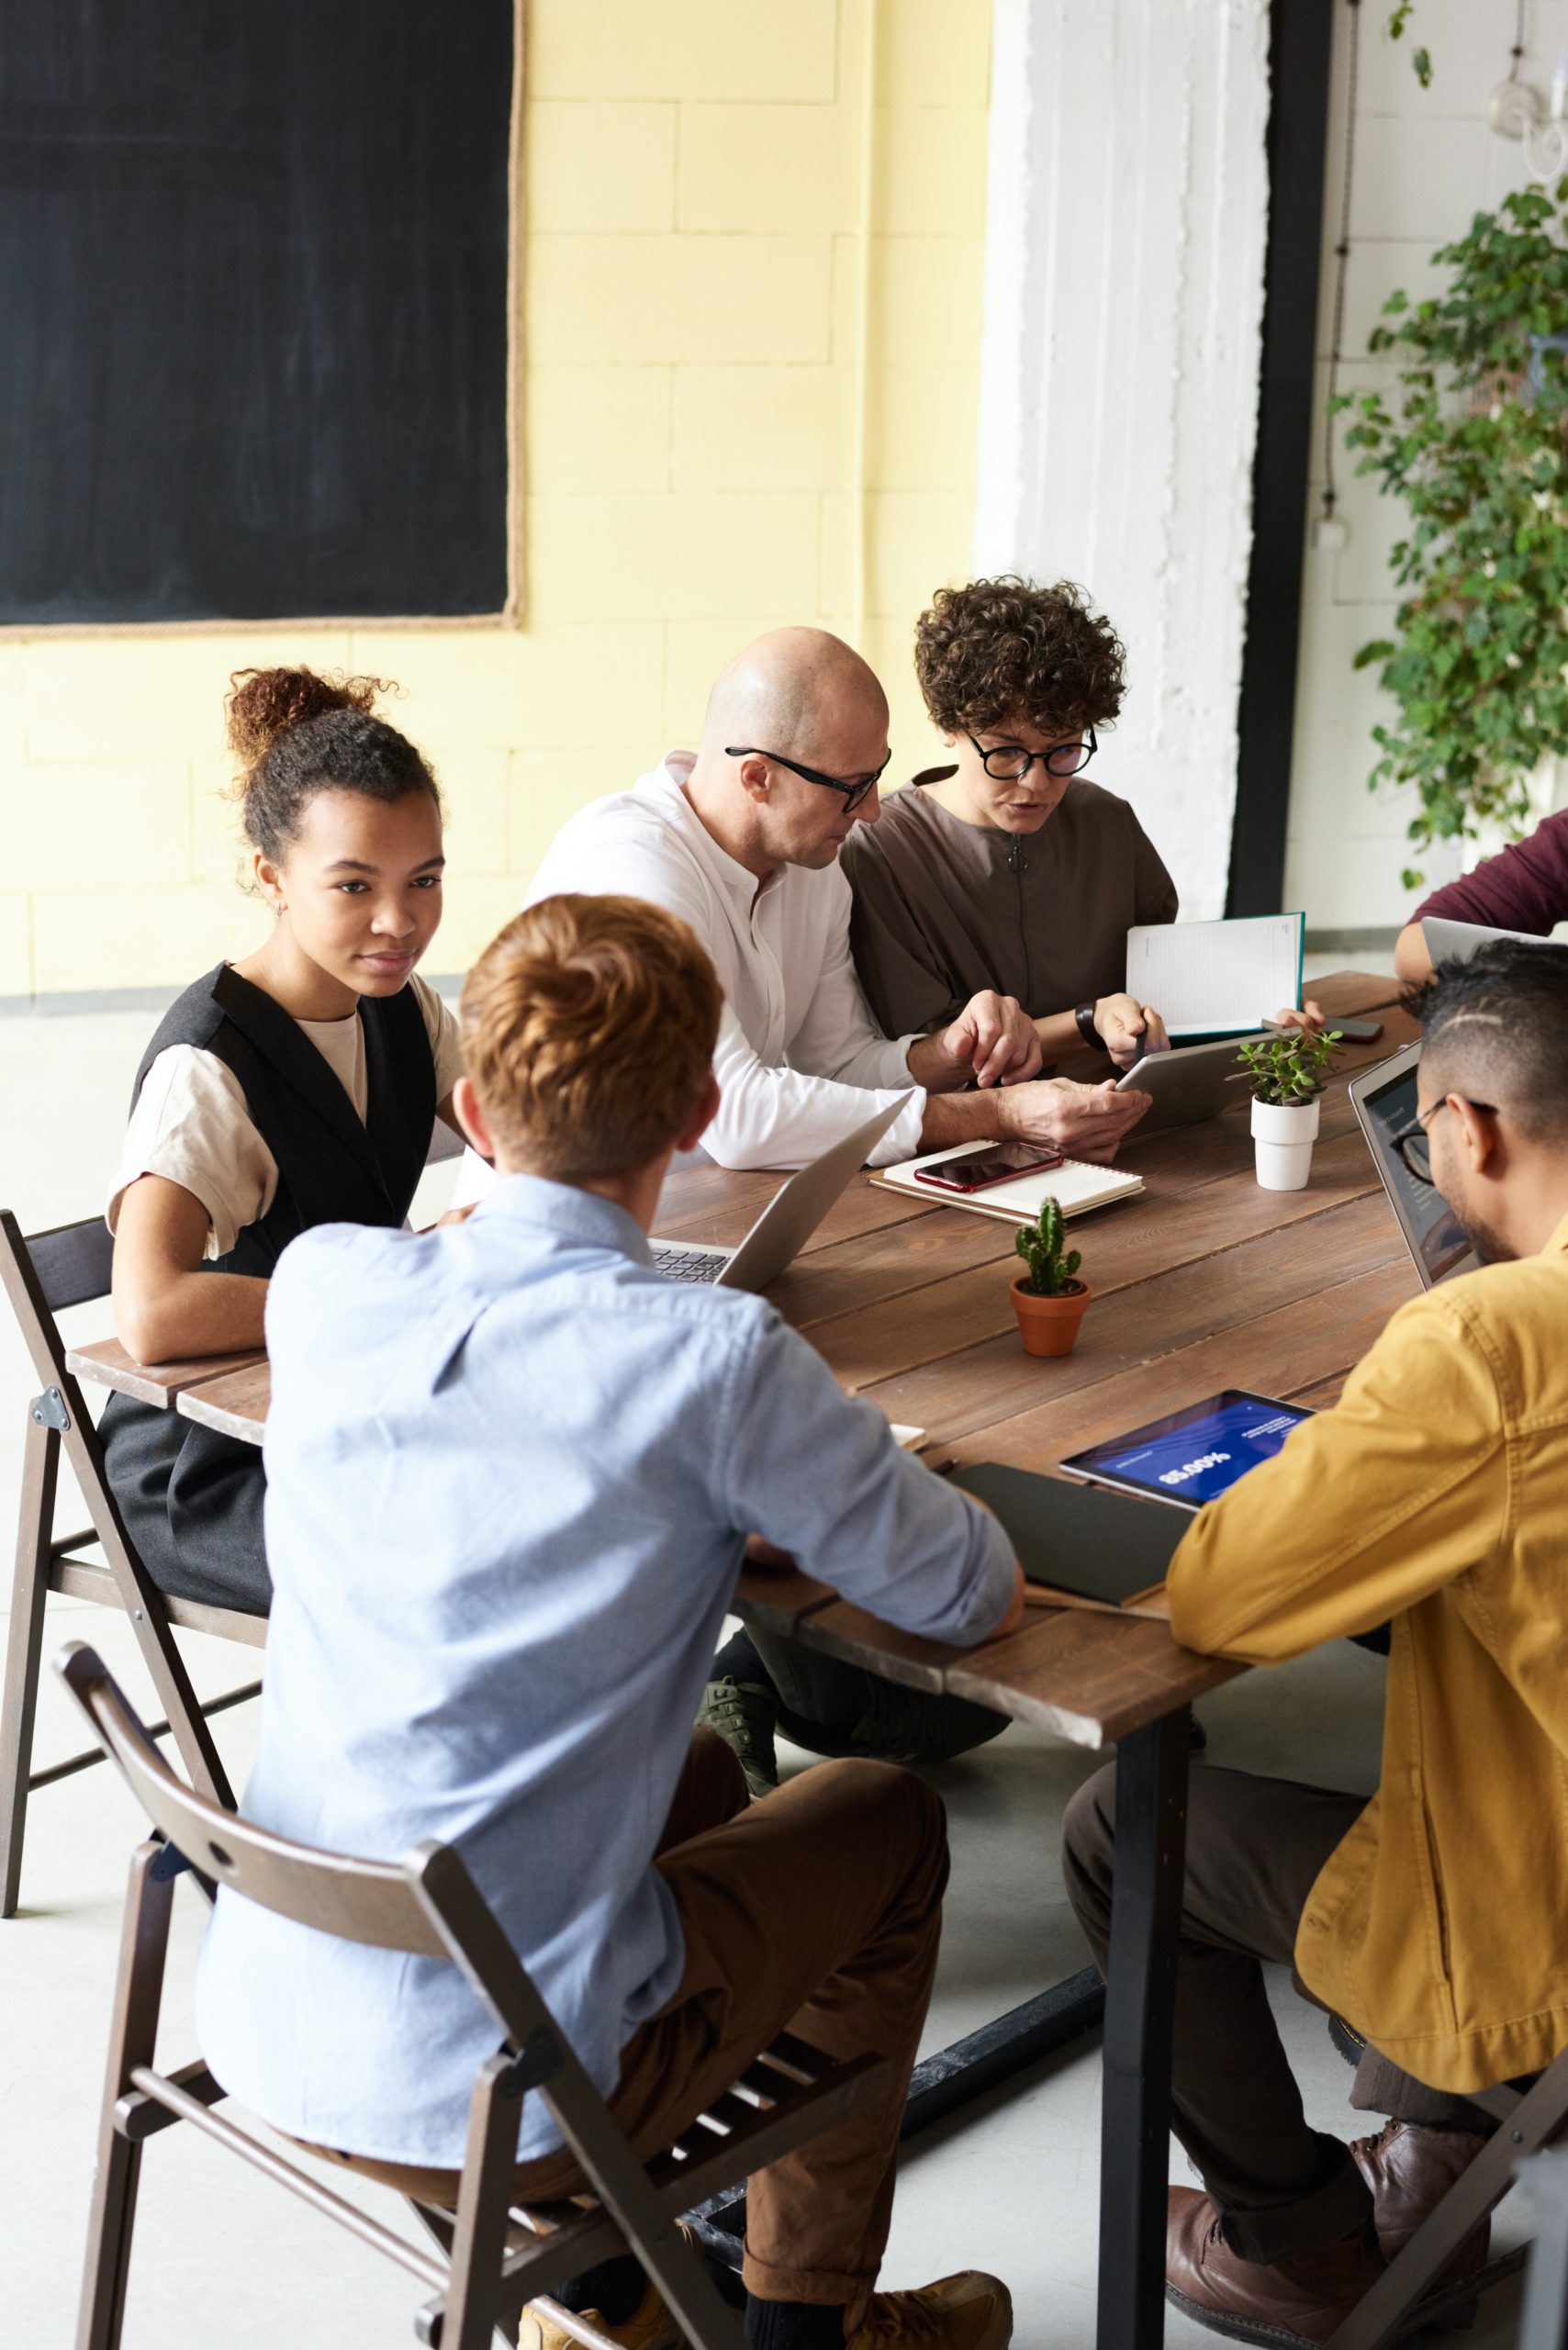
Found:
[73,973,1418,2348]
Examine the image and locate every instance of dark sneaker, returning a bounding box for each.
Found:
[696,1677,778,1798]
[1165,2187,1384,2344]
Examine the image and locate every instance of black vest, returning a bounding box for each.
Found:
[100,966,439,1616]
[129,962,437,1274]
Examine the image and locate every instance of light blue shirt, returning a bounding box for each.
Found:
[195,1175,1015,2165]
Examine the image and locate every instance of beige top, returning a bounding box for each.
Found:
[106,973,464,1259]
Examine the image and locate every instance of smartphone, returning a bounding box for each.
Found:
[1266,1014,1384,1042]
[914,1143,1066,1193]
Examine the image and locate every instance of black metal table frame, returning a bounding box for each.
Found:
[689,1705,1191,2350]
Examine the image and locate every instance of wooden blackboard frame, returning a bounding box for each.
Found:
[0,0,525,638]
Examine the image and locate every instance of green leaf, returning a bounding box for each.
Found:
[1411,46,1431,87]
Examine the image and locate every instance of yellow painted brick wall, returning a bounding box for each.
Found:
[1,0,991,999]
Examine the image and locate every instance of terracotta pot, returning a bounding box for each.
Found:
[1010,1272,1092,1359]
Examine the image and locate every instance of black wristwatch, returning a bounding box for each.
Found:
[1074,1002,1105,1051]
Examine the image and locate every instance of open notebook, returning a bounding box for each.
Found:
[870,1140,1142,1226]
[1126,912,1305,1039]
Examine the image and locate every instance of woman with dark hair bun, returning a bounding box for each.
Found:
[100,666,466,1614]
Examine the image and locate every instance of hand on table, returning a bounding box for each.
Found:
[1094,993,1170,1069]
[1270,1000,1326,1033]
[1002,1075,1151,1163]
[928,990,1044,1089]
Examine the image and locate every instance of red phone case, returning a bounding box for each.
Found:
[914,1153,1062,1194]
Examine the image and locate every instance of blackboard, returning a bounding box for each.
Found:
[0,0,516,625]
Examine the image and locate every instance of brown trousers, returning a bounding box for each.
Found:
[1062,1762,1487,2266]
[312,1730,948,2308]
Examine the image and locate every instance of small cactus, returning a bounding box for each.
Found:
[1014,1196,1083,1297]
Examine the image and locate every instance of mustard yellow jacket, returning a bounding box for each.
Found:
[1168,1214,1568,2095]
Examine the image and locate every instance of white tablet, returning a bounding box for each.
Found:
[1114,1034,1264,1133]
[1421,915,1546,964]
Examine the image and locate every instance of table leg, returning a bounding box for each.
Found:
[1095,1705,1191,2350]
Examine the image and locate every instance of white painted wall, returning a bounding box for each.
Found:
[973,0,1271,921]
[1285,0,1568,937]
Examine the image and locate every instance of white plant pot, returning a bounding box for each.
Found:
[1251,1097,1319,1192]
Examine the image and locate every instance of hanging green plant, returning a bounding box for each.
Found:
[1332,177,1568,888]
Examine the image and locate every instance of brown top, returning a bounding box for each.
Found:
[842,778,1179,1038]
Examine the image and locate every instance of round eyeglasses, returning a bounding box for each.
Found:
[724,744,890,815]
[966,727,1097,782]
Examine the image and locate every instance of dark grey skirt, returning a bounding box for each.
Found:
[99,1389,270,1617]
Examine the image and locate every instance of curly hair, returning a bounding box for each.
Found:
[462,894,722,1181]
[913,577,1126,740]
[224,666,442,862]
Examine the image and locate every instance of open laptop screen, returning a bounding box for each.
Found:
[1350,1046,1478,1289]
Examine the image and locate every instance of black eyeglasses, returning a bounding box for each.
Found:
[725,745,890,815]
[966,727,1097,782]
[1390,1095,1497,1184]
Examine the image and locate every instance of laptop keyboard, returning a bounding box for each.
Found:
[650,1245,727,1284]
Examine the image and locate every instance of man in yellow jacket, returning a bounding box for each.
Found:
[1064,937,1568,2344]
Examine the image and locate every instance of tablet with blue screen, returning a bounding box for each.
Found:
[1058,1389,1312,1512]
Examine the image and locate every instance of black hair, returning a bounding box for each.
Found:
[1412,938,1568,1138]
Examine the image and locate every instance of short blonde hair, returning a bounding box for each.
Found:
[461,894,722,1180]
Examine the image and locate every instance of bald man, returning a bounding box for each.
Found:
[523,628,1151,1171]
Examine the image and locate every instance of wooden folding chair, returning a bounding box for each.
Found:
[0,1208,263,1916]
[57,1640,892,2350]
[1321,2029,1568,2348]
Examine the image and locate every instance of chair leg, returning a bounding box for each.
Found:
[443,2059,528,2350]
[76,1841,178,2350]
[0,1416,60,1916]
[65,1416,235,1811]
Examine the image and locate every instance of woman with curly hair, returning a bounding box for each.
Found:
[843,576,1180,1068]
[101,666,466,1614]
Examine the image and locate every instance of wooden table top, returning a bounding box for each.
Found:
[74,972,1418,1750]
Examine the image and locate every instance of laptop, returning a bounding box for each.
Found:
[649,1096,908,1290]
[1114,1033,1266,1133]
[1421,914,1547,964]
[1348,1043,1479,1289]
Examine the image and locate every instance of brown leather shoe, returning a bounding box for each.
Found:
[1164,2187,1384,2345]
[1350,2120,1490,2276]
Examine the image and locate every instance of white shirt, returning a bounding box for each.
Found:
[522,755,926,1170]
[107,974,465,1258]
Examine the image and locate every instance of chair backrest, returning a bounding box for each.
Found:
[55,1641,450,1959]
[7,1209,115,1314]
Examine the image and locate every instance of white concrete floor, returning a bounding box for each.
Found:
[0,988,1527,2350]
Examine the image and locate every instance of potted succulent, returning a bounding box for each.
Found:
[1011,1197,1091,1358]
[1237,1028,1341,1191]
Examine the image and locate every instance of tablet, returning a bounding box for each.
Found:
[1058,1389,1313,1511]
[1114,1033,1265,1133]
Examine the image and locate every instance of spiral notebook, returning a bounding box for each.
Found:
[869,1141,1142,1226]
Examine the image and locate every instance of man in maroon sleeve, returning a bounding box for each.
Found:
[1394,811,1568,979]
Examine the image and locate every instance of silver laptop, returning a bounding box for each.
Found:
[1114,1033,1267,1134]
[650,1096,908,1290]
[1421,914,1546,964]
[1349,1043,1478,1290]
